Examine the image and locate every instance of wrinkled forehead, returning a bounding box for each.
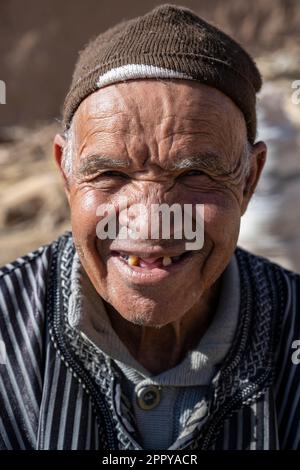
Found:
[72,79,248,157]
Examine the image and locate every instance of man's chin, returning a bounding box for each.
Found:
[107,298,188,328]
[121,315,166,328]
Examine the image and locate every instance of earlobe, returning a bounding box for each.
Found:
[241,141,267,215]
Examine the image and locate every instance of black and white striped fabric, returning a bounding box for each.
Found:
[0,232,300,450]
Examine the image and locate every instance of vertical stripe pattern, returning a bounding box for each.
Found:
[0,232,300,449]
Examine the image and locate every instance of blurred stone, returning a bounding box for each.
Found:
[239,79,300,272]
[0,123,71,264]
[257,45,300,80]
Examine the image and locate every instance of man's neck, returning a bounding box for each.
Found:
[105,280,221,375]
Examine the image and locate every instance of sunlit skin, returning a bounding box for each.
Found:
[54,80,266,374]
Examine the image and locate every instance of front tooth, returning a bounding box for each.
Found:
[162,256,172,266]
[128,255,139,266]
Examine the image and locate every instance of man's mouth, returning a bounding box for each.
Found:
[107,248,201,284]
[111,250,192,270]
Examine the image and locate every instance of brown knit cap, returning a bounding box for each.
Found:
[63,4,262,142]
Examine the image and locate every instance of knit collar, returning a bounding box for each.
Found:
[67,251,240,387]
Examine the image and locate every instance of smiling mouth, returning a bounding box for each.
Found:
[111,250,193,270]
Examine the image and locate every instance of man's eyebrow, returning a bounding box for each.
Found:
[75,152,229,178]
[76,154,130,177]
[171,152,228,174]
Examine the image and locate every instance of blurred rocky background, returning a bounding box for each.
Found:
[0,0,299,270]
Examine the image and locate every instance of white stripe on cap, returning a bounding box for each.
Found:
[96,64,193,88]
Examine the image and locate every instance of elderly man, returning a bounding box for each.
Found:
[0,4,299,451]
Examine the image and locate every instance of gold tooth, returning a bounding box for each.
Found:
[128,255,139,266]
[162,256,172,266]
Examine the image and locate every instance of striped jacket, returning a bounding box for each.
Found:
[0,231,300,450]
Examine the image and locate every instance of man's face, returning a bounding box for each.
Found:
[55,80,266,327]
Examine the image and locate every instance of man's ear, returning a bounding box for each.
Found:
[53,133,71,202]
[241,141,267,215]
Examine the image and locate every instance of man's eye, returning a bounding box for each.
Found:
[181,170,204,177]
[99,171,129,179]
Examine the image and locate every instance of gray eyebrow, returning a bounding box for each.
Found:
[171,152,228,174]
[75,151,228,179]
[76,155,130,178]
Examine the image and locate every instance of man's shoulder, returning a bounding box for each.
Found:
[0,231,72,279]
[235,247,300,437]
[235,245,300,349]
[0,231,73,320]
[0,233,73,450]
[235,245,300,283]
[0,243,49,281]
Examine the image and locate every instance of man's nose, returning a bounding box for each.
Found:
[117,181,179,240]
[119,203,154,240]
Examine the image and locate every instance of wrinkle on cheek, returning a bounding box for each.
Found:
[203,176,244,209]
[203,195,239,229]
[73,191,98,215]
[70,188,104,236]
[204,203,240,249]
